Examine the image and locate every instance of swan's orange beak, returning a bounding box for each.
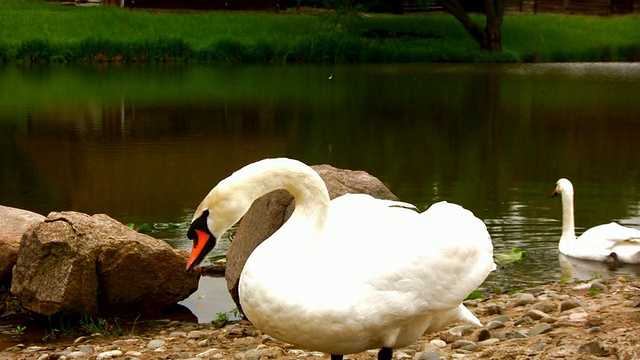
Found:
[551,189,559,198]
[186,229,212,271]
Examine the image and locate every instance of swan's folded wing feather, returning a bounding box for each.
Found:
[581,222,640,247]
[325,197,495,313]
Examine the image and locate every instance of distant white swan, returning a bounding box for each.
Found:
[186,158,495,359]
[552,178,640,264]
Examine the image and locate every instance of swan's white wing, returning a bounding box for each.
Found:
[581,222,640,245]
[322,196,495,315]
[564,222,640,263]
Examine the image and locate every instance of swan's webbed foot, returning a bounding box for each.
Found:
[331,355,343,360]
[607,252,622,270]
[378,347,393,360]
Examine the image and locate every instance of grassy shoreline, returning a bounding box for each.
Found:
[1,0,639,64]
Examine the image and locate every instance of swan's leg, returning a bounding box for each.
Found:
[331,355,343,360]
[608,252,622,270]
[378,347,393,360]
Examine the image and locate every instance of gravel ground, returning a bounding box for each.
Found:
[2,276,640,360]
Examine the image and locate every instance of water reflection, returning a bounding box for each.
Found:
[1,63,640,322]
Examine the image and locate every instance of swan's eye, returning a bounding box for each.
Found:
[187,209,210,244]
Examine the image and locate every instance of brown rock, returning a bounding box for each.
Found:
[0,205,45,283]
[11,211,199,317]
[559,298,583,312]
[225,164,399,311]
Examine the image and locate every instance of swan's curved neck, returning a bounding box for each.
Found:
[220,159,331,234]
[560,191,576,241]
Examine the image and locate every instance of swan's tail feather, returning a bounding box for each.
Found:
[457,304,483,327]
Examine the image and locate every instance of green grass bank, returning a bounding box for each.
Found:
[1,0,639,64]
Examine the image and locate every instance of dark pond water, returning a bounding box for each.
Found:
[2,63,640,332]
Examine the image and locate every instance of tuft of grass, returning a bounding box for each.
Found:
[10,325,26,335]
[465,289,484,300]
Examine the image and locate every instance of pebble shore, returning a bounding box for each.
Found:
[2,276,639,360]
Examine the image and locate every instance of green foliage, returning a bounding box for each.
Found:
[79,315,122,335]
[465,289,484,300]
[79,315,109,334]
[15,39,54,63]
[588,287,601,296]
[0,0,639,64]
[126,223,153,233]
[10,325,26,335]
[495,247,527,264]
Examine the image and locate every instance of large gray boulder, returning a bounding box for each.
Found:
[11,211,200,317]
[0,205,45,283]
[225,164,399,310]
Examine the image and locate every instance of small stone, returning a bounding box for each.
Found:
[73,336,88,344]
[451,340,476,350]
[78,345,93,355]
[486,320,505,330]
[124,351,143,357]
[532,301,556,314]
[245,347,285,359]
[568,312,590,320]
[475,329,491,342]
[413,351,440,360]
[187,330,208,339]
[479,338,500,345]
[95,350,123,360]
[514,316,533,326]
[26,346,46,352]
[196,348,220,357]
[36,355,50,360]
[166,320,182,327]
[540,317,558,323]
[492,315,510,323]
[439,329,462,343]
[578,341,607,356]
[586,315,603,327]
[197,339,209,347]
[559,298,582,312]
[170,331,188,338]
[528,322,552,336]
[429,339,446,348]
[449,325,474,336]
[534,343,548,351]
[261,335,280,344]
[66,351,87,358]
[146,339,166,349]
[514,293,535,307]
[505,330,527,339]
[485,304,503,315]
[524,309,550,320]
[587,326,602,333]
[590,282,608,292]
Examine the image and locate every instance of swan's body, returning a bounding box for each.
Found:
[552,178,640,264]
[186,158,495,358]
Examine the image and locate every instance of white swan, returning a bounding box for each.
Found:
[186,158,495,359]
[552,178,640,264]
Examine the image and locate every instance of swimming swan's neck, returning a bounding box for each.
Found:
[560,191,576,241]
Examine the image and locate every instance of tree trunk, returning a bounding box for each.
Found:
[440,0,504,51]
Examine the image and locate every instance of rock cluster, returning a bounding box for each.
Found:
[10,211,200,317]
[0,205,45,283]
[3,277,639,360]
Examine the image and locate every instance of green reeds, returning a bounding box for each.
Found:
[1,0,639,64]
